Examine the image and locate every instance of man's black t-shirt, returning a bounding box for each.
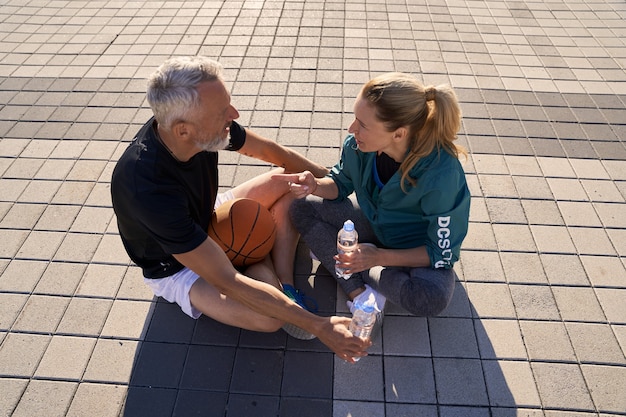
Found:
[111,118,245,278]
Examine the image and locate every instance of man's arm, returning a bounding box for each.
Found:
[173,237,370,361]
[238,129,329,178]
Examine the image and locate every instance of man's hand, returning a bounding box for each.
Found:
[317,316,372,363]
[272,171,317,199]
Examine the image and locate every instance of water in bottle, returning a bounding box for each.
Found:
[336,220,358,279]
[349,299,377,361]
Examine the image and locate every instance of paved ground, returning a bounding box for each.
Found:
[0,0,625,416]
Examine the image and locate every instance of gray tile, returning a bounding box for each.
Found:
[122,387,177,417]
[429,317,479,358]
[384,356,436,403]
[0,378,29,417]
[475,319,527,360]
[230,348,283,395]
[334,355,384,401]
[433,358,489,406]
[333,400,385,417]
[282,351,333,398]
[172,390,227,417]
[531,362,594,411]
[483,359,541,408]
[66,383,126,417]
[180,345,235,391]
[226,394,279,417]
[129,341,187,389]
[381,316,430,356]
[11,380,77,417]
[510,284,561,320]
[280,398,332,417]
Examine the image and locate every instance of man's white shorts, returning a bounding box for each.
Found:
[143,190,235,319]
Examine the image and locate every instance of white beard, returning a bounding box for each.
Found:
[196,134,229,152]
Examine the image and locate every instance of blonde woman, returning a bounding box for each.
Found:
[275,73,470,319]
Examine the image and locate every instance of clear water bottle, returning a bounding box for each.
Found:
[349,299,377,361]
[335,220,358,279]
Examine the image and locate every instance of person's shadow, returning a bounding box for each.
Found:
[121,242,520,416]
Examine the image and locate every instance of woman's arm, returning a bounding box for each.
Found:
[337,244,431,276]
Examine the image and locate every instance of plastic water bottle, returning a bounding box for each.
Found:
[335,220,358,279]
[349,299,377,361]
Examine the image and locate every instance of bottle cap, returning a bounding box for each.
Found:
[343,220,354,232]
[355,299,375,313]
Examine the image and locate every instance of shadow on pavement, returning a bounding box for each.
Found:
[121,244,516,416]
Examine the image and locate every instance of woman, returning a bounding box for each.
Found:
[274,72,470,318]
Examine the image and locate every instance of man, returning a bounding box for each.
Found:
[111,56,369,361]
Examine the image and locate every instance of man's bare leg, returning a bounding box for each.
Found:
[188,256,284,332]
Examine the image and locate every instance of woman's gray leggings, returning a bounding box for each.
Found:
[289,194,456,317]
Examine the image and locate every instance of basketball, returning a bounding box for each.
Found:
[208,198,277,267]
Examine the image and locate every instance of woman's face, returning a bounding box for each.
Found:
[348,96,406,160]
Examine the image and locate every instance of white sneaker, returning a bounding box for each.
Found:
[347,284,386,328]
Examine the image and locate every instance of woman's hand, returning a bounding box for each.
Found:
[335,243,379,275]
[272,171,317,199]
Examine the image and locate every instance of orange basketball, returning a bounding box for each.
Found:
[208,198,276,267]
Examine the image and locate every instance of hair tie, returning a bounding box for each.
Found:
[425,86,436,102]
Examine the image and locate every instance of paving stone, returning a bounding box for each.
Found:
[66,383,126,417]
[510,285,561,320]
[520,321,576,362]
[33,204,80,231]
[282,351,333,398]
[594,288,626,323]
[52,232,101,263]
[0,203,45,229]
[230,348,284,396]
[83,339,139,384]
[122,386,177,417]
[530,225,577,253]
[0,259,47,292]
[333,400,385,417]
[439,406,491,417]
[483,359,541,408]
[531,362,594,411]
[458,250,506,283]
[475,319,527,360]
[500,252,548,284]
[10,380,77,417]
[566,322,625,365]
[0,378,28,417]
[540,254,590,286]
[466,282,517,319]
[556,201,602,227]
[12,294,69,333]
[581,179,625,203]
[383,356,436,404]
[0,333,50,377]
[15,230,65,260]
[492,224,537,252]
[172,390,228,417]
[546,178,588,201]
[429,317,479,358]
[552,287,607,322]
[34,335,96,380]
[57,297,112,336]
[100,299,152,339]
[487,198,528,224]
[334,354,383,402]
[75,263,125,298]
[433,358,489,406]
[0,229,29,258]
[521,200,563,225]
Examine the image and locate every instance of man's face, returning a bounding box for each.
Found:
[189,80,240,152]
